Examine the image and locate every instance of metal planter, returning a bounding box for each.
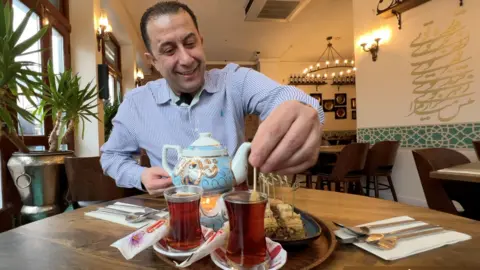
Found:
[7,151,74,223]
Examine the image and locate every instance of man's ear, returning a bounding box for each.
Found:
[145,52,156,65]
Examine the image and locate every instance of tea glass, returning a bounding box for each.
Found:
[164,185,204,252]
[223,190,269,270]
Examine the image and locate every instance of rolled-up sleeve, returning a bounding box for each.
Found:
[238,67,325,124]
[100,97,145,190]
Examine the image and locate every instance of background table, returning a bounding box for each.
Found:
[0,189,479,269]
[430,162,480,183]
[319,145,345,154]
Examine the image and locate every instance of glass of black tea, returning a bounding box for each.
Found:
[223,190,269,269]
[164,185,204,252]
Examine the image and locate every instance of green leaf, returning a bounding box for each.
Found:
[4,1,12,37]
[0,1,5,37]
[18,47,47,57]
[0,106,15,131]
[10,9,34,47]
[12,26,47,55]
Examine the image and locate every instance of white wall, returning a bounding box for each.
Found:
[259,59,357,131]
[69,0,103,157]
[353,0,480,206]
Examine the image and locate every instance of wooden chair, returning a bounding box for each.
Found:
[412,148,480,220]
[363,141,400,201]
[473,141,480,161]
[0,203,14,233]
[315,143,370,194]
[64,157,142,209]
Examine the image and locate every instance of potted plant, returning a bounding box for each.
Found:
[2,2,99,223]
[0,1,47,152]
[103,99,119,141]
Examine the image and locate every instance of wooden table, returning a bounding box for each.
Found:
[430,162,480,183]
[319,145,345,154]
[0,189,479,269]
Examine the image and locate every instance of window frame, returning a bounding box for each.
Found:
[102,33,122,104]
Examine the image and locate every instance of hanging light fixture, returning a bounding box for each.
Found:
[289,36,356,85]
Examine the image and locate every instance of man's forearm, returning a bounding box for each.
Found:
[100,152,146,190]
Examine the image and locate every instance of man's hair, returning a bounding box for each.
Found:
[140,1,199,53]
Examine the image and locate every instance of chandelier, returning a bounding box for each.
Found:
[289,36,357,85]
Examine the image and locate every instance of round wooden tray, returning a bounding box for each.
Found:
[154,214,337,269]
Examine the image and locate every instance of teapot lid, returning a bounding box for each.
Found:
[183,133,228,157]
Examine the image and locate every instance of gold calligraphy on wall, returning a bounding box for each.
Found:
[409,9,475,122]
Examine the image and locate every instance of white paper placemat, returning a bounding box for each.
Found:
[334,216,472,261]
[84,202,168,229]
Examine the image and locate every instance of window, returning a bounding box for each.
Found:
[102,33,122,104]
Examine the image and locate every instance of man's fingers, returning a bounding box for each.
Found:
[260,117,313,172]
[249,102,296,168]
[149,166,170,177]
[270,125,320,172]
[148,177,173,190]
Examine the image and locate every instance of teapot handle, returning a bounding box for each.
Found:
[162,145,182,176]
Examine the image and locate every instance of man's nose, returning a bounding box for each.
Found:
[178,47,195,66]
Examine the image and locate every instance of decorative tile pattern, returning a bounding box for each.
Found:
[357,122,480,148]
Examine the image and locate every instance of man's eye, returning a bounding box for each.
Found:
[163,48,174,55]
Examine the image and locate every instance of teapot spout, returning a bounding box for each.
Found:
[231,142,251,186]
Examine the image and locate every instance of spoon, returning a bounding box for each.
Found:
[97,207,163,223]
[364,224,441,243]
[372,227,446,250]
[333,220,421,236]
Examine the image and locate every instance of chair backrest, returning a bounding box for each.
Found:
[364,141,400,175]
[64,156,141,203]
[473,141,480,161]
[412,148,470,215]
[330,143,370,181]
[0,203,14,233]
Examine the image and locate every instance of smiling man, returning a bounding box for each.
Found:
[100,1,325,194]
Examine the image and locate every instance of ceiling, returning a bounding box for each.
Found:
[118,0,354,63]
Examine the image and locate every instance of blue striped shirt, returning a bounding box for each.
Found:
[100,63,325,190]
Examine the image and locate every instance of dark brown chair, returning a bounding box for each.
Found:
[473,141,480,161]
[412,148,480,220]
[363,141,400,201]
[0,203,14,233]
[64,157,142,209]
[315,143,370,194]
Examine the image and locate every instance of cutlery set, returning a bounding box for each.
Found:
[96,205,168,223]
[334,219,447,250]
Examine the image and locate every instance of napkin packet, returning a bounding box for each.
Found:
[111,218,230,268]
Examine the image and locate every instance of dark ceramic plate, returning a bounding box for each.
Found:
[271,208,322,247]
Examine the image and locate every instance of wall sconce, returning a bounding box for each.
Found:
[360,38,381,62]
[135,68,144,87]
[96,10,112,52]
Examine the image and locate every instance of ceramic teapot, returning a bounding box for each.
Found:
[162,132,251,193]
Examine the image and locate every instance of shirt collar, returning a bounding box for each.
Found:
[151,70,219,105]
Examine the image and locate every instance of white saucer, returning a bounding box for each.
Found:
[152,240,195,261]
[210,238,287,270]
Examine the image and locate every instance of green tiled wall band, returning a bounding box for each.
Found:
[357,123,480,148]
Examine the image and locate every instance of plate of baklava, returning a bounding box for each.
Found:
[265,198,322,247]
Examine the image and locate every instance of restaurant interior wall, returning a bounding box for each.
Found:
[259,59,357,132]
[353,0,480,206]
[69,0,146,156]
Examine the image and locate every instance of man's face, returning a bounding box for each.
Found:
[145,10,206,94]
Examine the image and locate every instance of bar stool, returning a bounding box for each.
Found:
[363,141,400,201]
[315,143,370,194]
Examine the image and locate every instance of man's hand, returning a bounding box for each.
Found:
[141,167,173,195]
[249,100,322,175]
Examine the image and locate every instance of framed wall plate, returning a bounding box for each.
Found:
[323,99,335,112]
[352,110,357,120]
[335,93,347,106]
[335,107,347,119]
[351,98,356,109]
[310,93,323,106]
